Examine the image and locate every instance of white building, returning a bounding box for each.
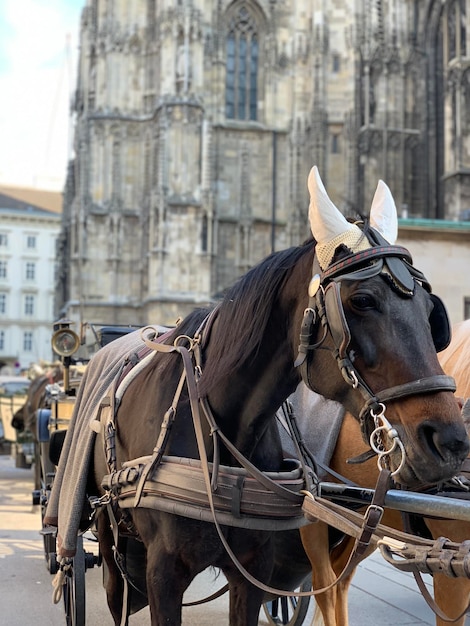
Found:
[0,192,61,373]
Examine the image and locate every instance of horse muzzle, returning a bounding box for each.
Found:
[391,420,470,488]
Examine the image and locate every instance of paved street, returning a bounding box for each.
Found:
[0,453,468,625]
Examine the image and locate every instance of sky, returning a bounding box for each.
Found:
[0,0,85,191]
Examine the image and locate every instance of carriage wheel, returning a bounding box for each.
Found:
[262,577,311,626]
[63,535,86,626]
[37,441,57,565]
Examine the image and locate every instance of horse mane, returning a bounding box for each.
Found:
[439,319,470,397]
[196,240,316,396]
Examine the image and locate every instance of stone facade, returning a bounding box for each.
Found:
[56,0,470,327]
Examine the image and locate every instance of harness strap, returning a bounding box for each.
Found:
[374,375,456,402]
[132,364,186,508]
[400,508,470,623]
[137,330,384,598]
[321,245,413,282]
[106,502,129,626]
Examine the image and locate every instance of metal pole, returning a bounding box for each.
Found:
[319,482,470,523]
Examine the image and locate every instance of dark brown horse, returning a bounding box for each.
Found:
[11,365,63,435]
[300,318,470,626]
[55,167,468,626]
[11,365,63,488]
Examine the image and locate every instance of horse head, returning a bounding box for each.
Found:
[298,166,469,487]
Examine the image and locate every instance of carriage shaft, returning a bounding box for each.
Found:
[319,482,470,522]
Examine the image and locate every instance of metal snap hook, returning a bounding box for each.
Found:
[342,367,359,389]
[377,438,406,477]
[369,407,406,477]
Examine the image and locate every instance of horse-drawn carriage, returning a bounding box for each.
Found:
[31,168,470,626]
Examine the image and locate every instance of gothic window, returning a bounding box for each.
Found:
[331,134,340,154]
[464,69,470,131]
[201,214,208,252]
[0,261,6,279]
[448,1,457,60]
[0,293,6,314]
[460,0,467,57]
[332,54,341,73]
[447,0,467,60]
[225,5,259,121]
[176,29,192,94]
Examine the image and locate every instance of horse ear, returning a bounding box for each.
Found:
[369,180,398,244]
[307,165,352,243]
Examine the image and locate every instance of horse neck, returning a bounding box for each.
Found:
[204,271,309,459]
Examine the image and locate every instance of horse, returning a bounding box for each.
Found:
[300,318,470,626]
[11,365,63,488]
[11,364,63,434]
[46,166,469,626]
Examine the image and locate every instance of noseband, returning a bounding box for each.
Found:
[295,235,456,474]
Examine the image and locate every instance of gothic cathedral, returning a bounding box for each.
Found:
[56,0,470,327]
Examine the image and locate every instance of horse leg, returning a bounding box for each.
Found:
[96,509,130,625]
[329,535,364,626]
[144,541,193,626]
[224,568,269,626]
[432,573,470,626]
[301,521,344,626]
[222,537,274,626]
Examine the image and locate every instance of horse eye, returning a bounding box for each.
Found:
[349,294,376,310]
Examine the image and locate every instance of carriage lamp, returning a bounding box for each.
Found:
[51,326,80,395]
[51,328,80,358]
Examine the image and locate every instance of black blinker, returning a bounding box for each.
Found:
[429,293,451,352]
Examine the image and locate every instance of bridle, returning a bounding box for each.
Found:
[294,230,456,475]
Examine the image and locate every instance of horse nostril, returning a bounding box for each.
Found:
[419,421,470,462]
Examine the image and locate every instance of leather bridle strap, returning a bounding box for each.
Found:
[321,245,413,282]
[319,280,457,430]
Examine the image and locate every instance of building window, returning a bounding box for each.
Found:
[0,233,7,247]
[332,53,341,73]
[225,5,259,121]
[24,294,35,316]
[0,330,4,350]
[26,235,36,249]
[0,294,6,314]
[25,262,35,280]
[447,0,467,61]
[201,214,208,252]
[331,133,340,154]
[23,331,33,351]
[0,261,7,278]
[465,297,470,319]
